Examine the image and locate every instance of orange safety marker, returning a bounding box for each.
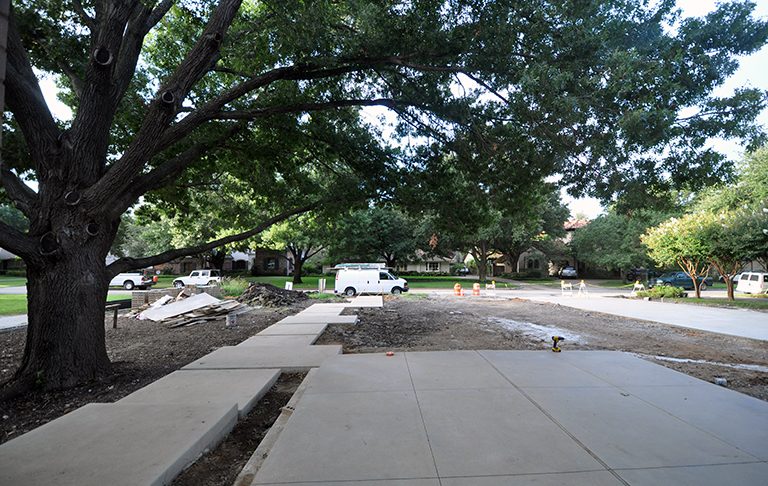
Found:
[472,282,480,296]
[454,283,462,296]
[386,351,395,357]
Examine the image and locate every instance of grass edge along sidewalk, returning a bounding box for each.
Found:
[0,294,127,317]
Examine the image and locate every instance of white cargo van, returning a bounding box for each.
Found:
[333,263,409,296]
[736,272,768,294]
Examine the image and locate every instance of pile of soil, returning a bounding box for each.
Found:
[237,283,309,307]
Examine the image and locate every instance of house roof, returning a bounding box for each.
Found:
[564,218,589,230]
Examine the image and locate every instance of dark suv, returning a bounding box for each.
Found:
[651,272,713,290]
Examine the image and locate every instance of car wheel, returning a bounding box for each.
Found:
[344,287,356,297]
[123,281,134,290]
[699,282,708,291]
[663,282,672,287]
[391,287,402,295]
[173,280,184,289]
[207,280,217,286]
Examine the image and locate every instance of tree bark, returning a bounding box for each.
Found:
[292,258,304,284]
[15,241,112,390]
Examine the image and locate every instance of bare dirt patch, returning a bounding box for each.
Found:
[317,294,768,401]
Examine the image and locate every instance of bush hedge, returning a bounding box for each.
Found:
[636,286,685,299]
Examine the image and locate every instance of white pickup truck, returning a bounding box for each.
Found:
[109,272,155,290]
[172,269,222,288]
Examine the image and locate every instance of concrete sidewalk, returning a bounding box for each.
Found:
[0,314,26,331]
[250,350,768,485]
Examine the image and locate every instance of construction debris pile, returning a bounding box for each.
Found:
[237,282,309,307]
[133,291,252,328]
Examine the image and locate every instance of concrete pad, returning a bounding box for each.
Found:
[0,402,237,486]
[304,353,413,394]
[441,471,624,485]
[237,334,318,347]
[480,350,614,388]
[406,350,512,390]
[182,345,341,372]
[561,351,707,387]
[257,481,438,486]
[417,388,604,477]
[524,386,755,469]
[347,295,384,307]
[277,314,358,325]
[616,462,768,485]
[119,369,279,417]
[256,322,327,336]
[625,384,768,460]
[253,390,437,483]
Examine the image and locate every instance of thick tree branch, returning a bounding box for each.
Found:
[57,61,84,99]
[146,0,175,31]
[108,123,246,217]
[71,0,96,32]
[0,168,37,216]
[85,0,244,209]
[4,11,60,174]
[0,222,36,261]
[106,201,320,275]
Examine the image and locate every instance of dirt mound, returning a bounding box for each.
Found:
[237,282,309,307]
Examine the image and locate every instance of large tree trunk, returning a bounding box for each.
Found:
[16,242,112,390]
[726,279,735,300]
[292,257,304,284]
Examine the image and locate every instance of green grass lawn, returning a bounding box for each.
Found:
[666,296,768,311]
[0,276,27,288]
[0,294,126,316]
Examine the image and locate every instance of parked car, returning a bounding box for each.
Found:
[559,266,578,278]
[718,273,743,283]
[172,269,222,288]
[651,272,713,290]
[736,272,768,294]
[109,272,155,290]
[333,263,409,296]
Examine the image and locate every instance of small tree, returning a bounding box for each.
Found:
[642,214,713,298]
[261,214,331,284]
[703,209,755,300]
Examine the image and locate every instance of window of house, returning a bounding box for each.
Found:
[427,262,439,271]
[264,258,278,270]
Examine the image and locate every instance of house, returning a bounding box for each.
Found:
[323,251,465,274]
[0,248,24,274]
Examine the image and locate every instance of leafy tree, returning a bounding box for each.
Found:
[326,207,418,269]
[642,213,714,298]
[495,190,569,272]
[260,213,332,284]
[2,0,767,391]
[702,208,767,300]
[571,209,674,276]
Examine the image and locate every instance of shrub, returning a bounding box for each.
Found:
[221,277,249,297]
[636,286,685,299]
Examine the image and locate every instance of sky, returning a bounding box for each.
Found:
[35,1,768,219]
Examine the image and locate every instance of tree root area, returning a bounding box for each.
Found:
[0,302,311,445]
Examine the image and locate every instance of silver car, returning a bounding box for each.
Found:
[560,266,578,278]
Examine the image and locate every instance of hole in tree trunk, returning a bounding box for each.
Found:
[64,191,81,206]
[40,232,59,255]
[93,47,113,66]
[209,32,223,43]
[160,90,176,105]
[86,222,100,236]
